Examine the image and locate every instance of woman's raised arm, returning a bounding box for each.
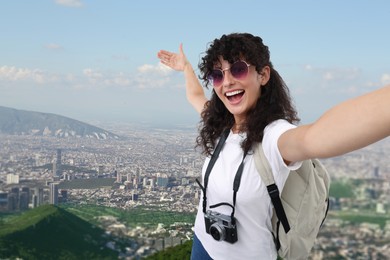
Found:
[157,44,207,114]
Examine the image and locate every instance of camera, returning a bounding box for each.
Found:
[204,210,238,243]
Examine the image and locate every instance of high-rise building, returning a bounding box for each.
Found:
[8,187,20,211]
[19,187,30,210]
[49,183,59,205]
[132,191,139,201]
[11,187,19,207]
[19,192,29,210]
[8,193,18,211]
[52,163,57,177]
[56,149,62,165]
[32,194,38,208]
[0,192,8,211]
[60,189,68,203]
[156,173,168,187]
[53,149,62,177]
[116,172,122,183]
[21,187,30,199]
[33,187,44,207]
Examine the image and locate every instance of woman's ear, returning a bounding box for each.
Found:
[259,66,271,86]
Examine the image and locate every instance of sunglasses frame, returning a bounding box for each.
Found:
[209,60,251,87]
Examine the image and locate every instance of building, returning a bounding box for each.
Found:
[32,187,44,208]
[156,173,168,187]
[0,192,8,211]
[53,149,62,177]
[132,191,139,201]
[56,149,62,165]
[49,183,59,205]
[19,187,30,210]
[8,187,20,211]
[60,189,68,203]
[116,172,122,183]
[6,174,19,184]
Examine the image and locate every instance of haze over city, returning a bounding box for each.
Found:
[1,0,390,127]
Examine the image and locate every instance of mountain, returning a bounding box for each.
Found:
[0,204,119,259]
[0,106,120,139]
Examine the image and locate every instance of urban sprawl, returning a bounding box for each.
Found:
[1,123,390,259]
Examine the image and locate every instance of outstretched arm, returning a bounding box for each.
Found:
[157,44,207,114]
[279,85,390,163]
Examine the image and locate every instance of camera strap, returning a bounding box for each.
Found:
[196,128,247,223]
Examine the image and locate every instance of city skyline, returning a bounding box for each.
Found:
[1,1,390,127]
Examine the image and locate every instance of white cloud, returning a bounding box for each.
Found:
[303,64,362,82]
[138,62,173,76]
[323,71,334,81]
[112,75,131,86]
[83,68,103,80]
[381,73,390,85]
[82,69,132,87]
[321,68,361,82]
[0,66,47,83]
[0,63,182,91]
[135,63,184,89]
[55,0,83,7]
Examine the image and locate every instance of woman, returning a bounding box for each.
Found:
[157,33,390,259]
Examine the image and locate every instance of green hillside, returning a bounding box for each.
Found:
[145,239,192,260]
[0,205,119,259]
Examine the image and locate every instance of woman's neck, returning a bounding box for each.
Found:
[232,123,244,134]
[232,115,246,133]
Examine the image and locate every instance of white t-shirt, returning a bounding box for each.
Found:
[194,119,302,260]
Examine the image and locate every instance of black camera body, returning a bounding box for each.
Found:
[204,210,238,243]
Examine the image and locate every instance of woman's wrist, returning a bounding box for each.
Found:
[183,60,194,72]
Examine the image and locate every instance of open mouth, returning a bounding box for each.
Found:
[225,90,245,102]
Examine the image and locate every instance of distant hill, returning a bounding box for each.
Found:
[0,106,120,139]
[0,204,119,259]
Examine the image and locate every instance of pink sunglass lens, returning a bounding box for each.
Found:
[230,61,249,79]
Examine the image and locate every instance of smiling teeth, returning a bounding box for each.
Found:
[226,90,244,97]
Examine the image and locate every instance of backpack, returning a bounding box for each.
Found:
[253,143,330,260]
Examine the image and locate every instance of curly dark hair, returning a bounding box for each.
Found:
[196,33,300,156]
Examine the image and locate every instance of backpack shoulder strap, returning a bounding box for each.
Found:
[253,143,291,233]
[253,144,274,185]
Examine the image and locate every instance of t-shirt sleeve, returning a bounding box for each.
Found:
[262,119,303,188]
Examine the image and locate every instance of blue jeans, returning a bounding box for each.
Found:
[191,234,213,260]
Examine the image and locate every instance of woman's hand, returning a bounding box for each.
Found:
[157,43,188,71]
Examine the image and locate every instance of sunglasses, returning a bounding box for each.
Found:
[208,60,251,87]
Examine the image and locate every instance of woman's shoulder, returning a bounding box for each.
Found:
[264,119,296,134]
[262,119,297,155]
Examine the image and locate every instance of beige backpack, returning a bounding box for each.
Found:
[253,143,330,260]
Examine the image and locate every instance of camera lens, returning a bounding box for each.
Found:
[210,223,225,241]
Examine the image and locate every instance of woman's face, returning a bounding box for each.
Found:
[212,58,268,124]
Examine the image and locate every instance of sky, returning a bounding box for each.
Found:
[1,0,389,128]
